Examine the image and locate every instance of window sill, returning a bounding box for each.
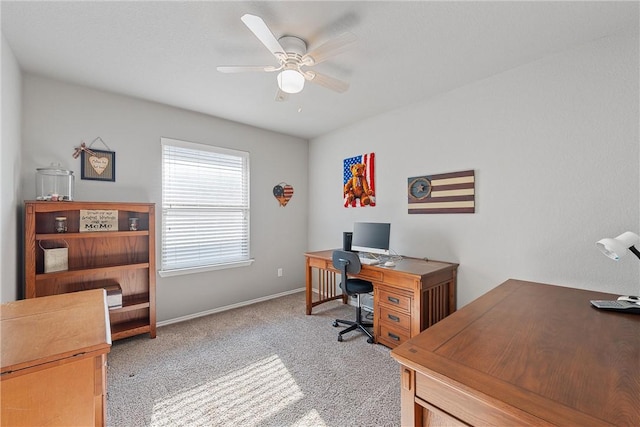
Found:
[158,259,255,278]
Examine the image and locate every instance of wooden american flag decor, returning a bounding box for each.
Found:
[407,169,475,214]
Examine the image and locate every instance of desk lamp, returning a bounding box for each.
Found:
[594,231,640,310]
[596,231,640,261]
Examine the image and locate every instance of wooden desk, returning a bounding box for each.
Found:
[391,279,640,426]
[1,289,112,427]
[305,250,458,348]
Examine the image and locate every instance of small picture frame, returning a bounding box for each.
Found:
[81,149,116,181]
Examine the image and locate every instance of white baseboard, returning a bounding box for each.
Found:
[157,287,305,327]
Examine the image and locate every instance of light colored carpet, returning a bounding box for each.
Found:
[106,292,401,426]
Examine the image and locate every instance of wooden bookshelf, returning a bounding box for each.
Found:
[24,201,156,340]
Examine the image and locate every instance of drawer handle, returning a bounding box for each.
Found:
[388,332,400,341]
[388,314,400,322]
[387,296,400,304]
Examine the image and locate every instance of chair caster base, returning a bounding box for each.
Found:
[332,321,339,327]
[338,335,343,342]
[367,337,374,344]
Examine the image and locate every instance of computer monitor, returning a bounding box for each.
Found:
[351,222,391,256]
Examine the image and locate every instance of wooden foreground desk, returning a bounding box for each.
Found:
[305,250,458,348]
[1,289,112,427]
[391,279,640,426]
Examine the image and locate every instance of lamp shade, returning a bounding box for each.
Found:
[277,69,305,94]
[596,231,640,260]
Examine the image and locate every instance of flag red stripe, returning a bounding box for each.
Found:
[409,207,475,214]
[431,182,474,191]
[427,169,474,180]
[408,195,475,204]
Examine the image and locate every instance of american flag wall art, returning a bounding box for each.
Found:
[408,169,475,214]
[343,153,376,208]
[273,182,294,207]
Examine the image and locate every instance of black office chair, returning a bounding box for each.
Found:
[331,250,374,343]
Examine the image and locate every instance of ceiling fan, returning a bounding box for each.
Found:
[217,14,357,100]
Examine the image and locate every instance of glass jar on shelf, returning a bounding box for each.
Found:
[55,217,67,233]
[36,164,74,201]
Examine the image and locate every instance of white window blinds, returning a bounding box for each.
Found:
[161,138,250,274]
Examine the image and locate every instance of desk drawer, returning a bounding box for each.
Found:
[379,324,410,347]
[379,306,411,330]
[378,288,412,312]
[357,269,383,282]
[308,257,330,270]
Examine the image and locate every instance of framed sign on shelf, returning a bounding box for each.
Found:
[81,149,116,181]
[79,209,119,232]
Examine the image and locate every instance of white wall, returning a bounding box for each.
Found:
[1,34,22,303]
[21,75,308,321]
[309,27,640,308]
[10,24,640,320]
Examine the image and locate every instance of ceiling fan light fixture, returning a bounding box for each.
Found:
[220,14,353,99]
[277,69,305,94]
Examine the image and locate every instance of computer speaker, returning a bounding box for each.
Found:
[343,232,353,251]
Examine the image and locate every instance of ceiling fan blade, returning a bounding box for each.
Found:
[304,70,350,93]
[302,32,357,66]
[275,89,289,102]
[217,65,279,73]
[241,14,286,60]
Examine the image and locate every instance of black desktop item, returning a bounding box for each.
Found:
[351,222,391,256]
[343,232,353,251]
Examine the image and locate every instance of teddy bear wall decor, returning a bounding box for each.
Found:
[343,152,376,208]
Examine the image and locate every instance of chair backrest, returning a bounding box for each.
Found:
[332,250,362,278]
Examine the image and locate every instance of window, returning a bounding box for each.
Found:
[160,137,251,276]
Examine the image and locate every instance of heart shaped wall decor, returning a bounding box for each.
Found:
[273,183,294,207]
[89,156,109,175]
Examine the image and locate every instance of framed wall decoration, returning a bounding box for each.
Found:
[81,149,116,181]
[408,169,475,214]
[343,152,376,208]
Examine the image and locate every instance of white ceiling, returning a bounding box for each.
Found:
[2,1,637,140]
